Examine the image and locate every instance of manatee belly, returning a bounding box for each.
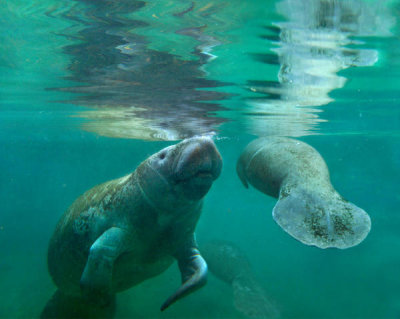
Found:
[112,252,174,292]
[49,223,175,296]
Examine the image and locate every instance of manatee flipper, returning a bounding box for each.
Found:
[41,290,116,319]
[202,240,279,319]
[80,227,132,306]
[161,237,207,311]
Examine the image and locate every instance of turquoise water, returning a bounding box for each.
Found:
[1,0,400,318]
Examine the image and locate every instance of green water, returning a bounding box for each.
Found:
[1,0,400,318]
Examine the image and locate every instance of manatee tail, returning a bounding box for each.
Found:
[272,187,371,249]
[40,290,116,319]
[232,276,280,319]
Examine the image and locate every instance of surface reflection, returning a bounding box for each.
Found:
[54,0,230,140]
[246,0,395,137]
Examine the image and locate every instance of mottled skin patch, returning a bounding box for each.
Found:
[237,137,371,249]
[46,137,222,313]
[333,212,355,236]
[304,206,329,240]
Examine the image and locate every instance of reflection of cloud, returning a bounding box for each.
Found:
[246,0,395,137]
[54,0,230,140]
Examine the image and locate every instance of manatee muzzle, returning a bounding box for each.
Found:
[174,137,222,183]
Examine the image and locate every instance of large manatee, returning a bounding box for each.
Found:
[42,136,222,318]
[236,137,371,249]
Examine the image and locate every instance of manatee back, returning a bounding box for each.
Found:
[237,137,330,197]
[201,240,251,284]
[202,240,280,319]
[47,175,134,294]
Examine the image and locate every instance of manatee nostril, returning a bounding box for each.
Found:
[173,137,223,182]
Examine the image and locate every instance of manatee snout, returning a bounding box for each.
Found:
[173,136,222,201]
[175,136,222,182]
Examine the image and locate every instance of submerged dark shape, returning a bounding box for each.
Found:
[42,136,222,318]
[52,0,230,140]
[202,240,279,319]
[236,137,371,249]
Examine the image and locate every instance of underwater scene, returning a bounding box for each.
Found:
[1,0,400,318]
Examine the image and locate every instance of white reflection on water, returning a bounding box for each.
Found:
[247,0,395,137]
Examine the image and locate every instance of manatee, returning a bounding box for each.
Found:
[202,240,279,319]
[42,136,222,318]
[236,137,371,249]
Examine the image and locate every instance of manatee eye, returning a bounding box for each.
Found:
[159,152,166,160]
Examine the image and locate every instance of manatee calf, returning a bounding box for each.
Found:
[42,136,222,318]
[236,137,371,249]
[202,240,279,319]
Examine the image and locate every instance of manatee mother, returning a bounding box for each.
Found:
[237,137,371,249]
[42,136,222,318]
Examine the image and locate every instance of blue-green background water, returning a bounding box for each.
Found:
[1,0,400,318]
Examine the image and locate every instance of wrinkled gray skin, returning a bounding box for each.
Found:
[202,240,279,319]
[47,136,222,312]
[237,137,371,249]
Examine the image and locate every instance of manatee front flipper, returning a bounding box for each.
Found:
[80,227,131,306]
[41,290,116,319]
[160,237,207,311]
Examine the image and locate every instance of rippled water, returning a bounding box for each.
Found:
[1,0,400,318]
